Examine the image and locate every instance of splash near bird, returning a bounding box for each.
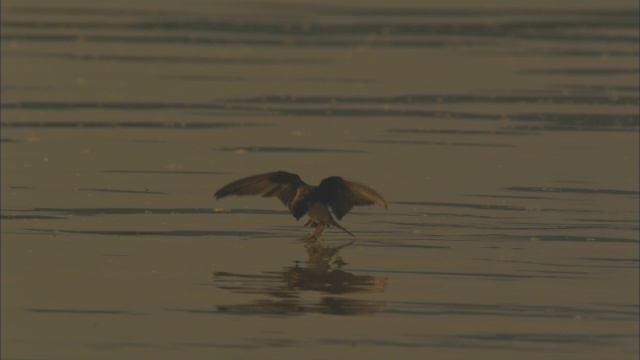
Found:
[214,171,387,239]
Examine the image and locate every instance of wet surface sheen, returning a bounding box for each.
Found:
[1,1,638,359]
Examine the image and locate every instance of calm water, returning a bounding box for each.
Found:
[1,1,639,359]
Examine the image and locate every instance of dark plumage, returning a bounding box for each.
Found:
[214,171,387,238]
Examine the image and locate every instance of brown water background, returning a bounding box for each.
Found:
[2,1,639,359]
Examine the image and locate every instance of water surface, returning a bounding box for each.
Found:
[1,1,638,359]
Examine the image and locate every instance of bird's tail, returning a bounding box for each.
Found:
[331,220,355,238]
[305,218,355,238]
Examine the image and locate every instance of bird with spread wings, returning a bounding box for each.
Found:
[214,171,387,239]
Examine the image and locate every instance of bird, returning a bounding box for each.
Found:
[213,171,387,239]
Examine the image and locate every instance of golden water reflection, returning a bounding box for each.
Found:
[213,240,387,316]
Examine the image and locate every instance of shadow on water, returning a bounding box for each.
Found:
[3,5,637,49]
[27,228,271,238]
[8,207,289,217]
[207,240,388,316]
[24,308,144,316]
[217,146,364,154]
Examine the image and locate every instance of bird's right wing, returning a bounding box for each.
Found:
[214,171,306,208]
[318,176,387,220]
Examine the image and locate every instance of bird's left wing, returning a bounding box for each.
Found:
[214,171,306,208]
[318,176,387,220]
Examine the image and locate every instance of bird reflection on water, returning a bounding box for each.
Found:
[213,239,387,316]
